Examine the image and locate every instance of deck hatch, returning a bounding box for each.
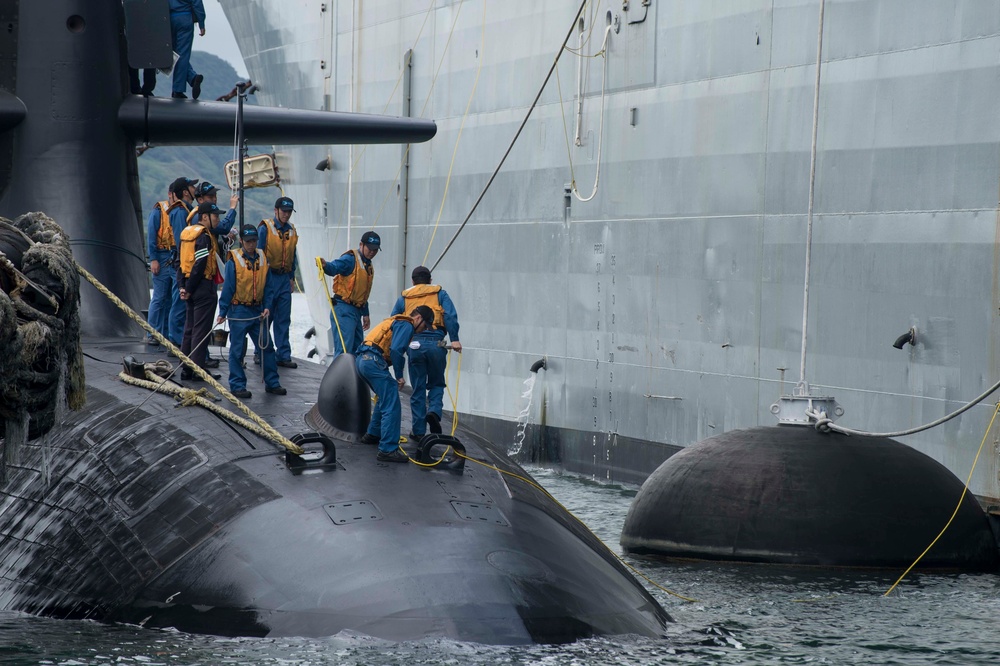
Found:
[450,501,510,527]
[324,500,382,525]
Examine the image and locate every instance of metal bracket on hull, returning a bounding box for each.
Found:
[284,432,337,474]
[770,382,843,427]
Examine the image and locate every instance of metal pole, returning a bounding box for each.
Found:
[237,81,246,232]
[798,0,826,388]
[398,49,412,294]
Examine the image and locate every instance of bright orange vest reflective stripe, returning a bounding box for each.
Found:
[229,248,269,305]
[362,314,413,362]
[332,249,374,307]
[260,218,298,273]
[154,200,184,250]
[401,284,444,330]
[179,225,219,279]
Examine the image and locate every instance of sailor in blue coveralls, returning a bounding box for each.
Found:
[216,226,286,398]
[391,265,462,441]
[356,305,434,463]
[256,197,299,368]
[166,176,198,345]
[320,231,380,357]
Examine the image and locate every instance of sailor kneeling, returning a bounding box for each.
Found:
[216,226,287,398]
[356,305,433,463]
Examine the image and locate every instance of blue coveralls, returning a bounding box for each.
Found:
[169,0,205,96]
[257,220,297,362]
[391,289,461,436]
[356,320,415,454]
[166,200,193,345]
[218,253,280,392]
[145,206,175,341]
[322,252,372,356]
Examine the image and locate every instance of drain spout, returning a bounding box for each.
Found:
[530,358,547,373]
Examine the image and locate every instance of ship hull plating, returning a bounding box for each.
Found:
[221,1,1000,497]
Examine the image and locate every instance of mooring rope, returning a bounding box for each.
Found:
[75,262,303,455]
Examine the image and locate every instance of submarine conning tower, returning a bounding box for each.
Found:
[622,383,1000,570]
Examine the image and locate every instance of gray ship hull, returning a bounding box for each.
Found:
[221,1,1000,498]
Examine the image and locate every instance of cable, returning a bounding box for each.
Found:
[69,238,148,267]
[429,0,589,272]
[883,402,1000,596]
[422,0,487,265]
[806,375,1000,437]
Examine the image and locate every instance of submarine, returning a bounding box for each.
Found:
[0,0,669,643]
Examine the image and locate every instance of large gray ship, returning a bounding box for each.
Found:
[221,0,1000,499]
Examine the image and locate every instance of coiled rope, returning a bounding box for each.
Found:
[75,263,304,455]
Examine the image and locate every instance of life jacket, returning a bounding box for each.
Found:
[154,200,185,250]
[401,284,444,331]
[260,218,298,273]
[178,225,219,279]
[332,249,374,307]
[229,248,269,306]
[362,314,413,362]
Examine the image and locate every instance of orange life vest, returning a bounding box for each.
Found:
[362,314,413,362]
[260,218,298,273]
[229,248,269,306]
[401,284,445,330]
[179,225,219,279]
[154,200,185,250]
[332,249,374,307]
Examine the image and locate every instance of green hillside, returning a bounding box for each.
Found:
[137,51,278,228]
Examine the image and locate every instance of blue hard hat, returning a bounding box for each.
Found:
[196,181,218,197]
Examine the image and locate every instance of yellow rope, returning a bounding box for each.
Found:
[315,256,346,353]
[333,0,438,240]
[422,0,487,265]
[883,401,1000,596]
[75,263,304,455]
[119,371,294,448]
[370,0,468,228]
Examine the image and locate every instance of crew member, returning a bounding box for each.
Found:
[188,181,238,236]
[169,0,206,99]
[177,202,223,379]
[145,188,187,344]
[166,177,198,345]
[256,196,299,368]
[189,181,238,368]
[356,305,434,463]
[391,265,462,441]
[321,231,380,357]
[216,226,286,398]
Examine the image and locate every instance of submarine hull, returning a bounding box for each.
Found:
[0,339,667,643]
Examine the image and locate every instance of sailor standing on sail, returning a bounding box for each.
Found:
[166,176,198,346]
[177,202,223,380]
[145,188,186,344]
[255,197,299,368]
[168,0,206,99]
[356,306,434,463]
[320,231,380,356]
[391,265,462,441]
[216,226,286,398]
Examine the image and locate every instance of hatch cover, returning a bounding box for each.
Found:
[324,500,382,525]
[451,501,509,527]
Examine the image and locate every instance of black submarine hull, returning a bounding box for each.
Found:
[0,339,668,643]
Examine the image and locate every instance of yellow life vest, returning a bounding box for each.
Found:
[332,249,374,307]
[178,225,219,279]
[229,248,269,306]
[363,314,413,362]
[154,200,185,250]
[260,218,298,273]
[185,202,200,223]
[401,284,444,331]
